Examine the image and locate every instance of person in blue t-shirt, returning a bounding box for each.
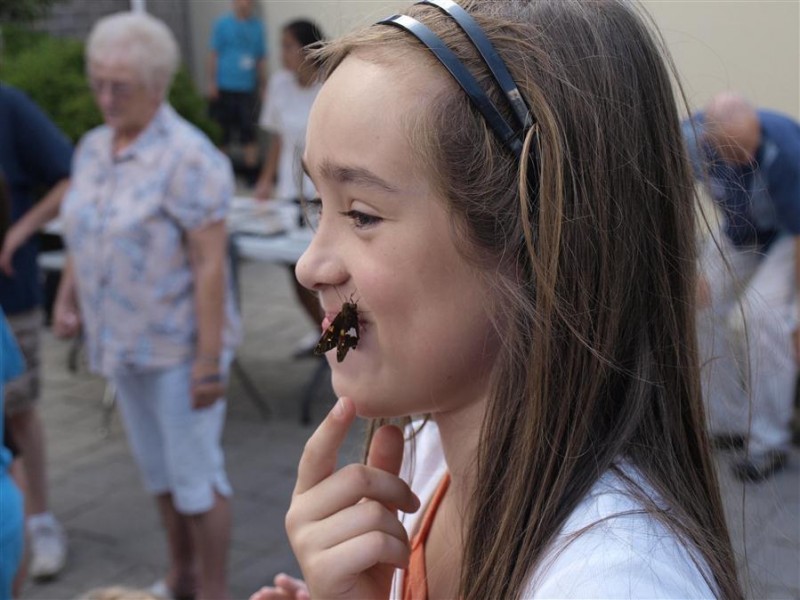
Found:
[207,0,267,178]
[2,168,27,598]
[0,82,72,579]
[1,309,25,600]
[684,91,800,482]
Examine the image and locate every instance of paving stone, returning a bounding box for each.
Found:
[230,551,303,599]
[761,584,800,600]
[747,532,800,595]
[66,486,160,542]
[231,495,293,553]
[22,531,149,599]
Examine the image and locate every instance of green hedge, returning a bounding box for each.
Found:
[0,0,62,23]
[1,25,221,144]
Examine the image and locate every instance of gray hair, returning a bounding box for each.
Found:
[86,12,180,95]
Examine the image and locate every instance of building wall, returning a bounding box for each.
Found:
[189,1,799,118]
[644,0,799,118]
[187,0,406,94]
[35,0,194,73]
[36,0,130,38]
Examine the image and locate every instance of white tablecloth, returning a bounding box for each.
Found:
[41,196,313,267]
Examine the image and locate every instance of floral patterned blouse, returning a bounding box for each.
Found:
[61,104,241,376]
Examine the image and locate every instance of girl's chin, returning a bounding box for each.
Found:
[330,384,393,420]
[351,402,407,420]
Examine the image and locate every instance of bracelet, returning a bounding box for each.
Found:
[193,373,223,386]
[195,353,220,365]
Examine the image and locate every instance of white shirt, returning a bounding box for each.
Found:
[258,69,321,200]
[391,422,716,599]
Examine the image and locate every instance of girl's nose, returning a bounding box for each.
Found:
[295,226,347,293]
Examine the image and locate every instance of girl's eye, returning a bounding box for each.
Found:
[340,209,382,229]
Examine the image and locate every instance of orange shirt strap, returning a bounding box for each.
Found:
[402,473,451,600]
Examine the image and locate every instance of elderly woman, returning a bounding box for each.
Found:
[53,12,240,600]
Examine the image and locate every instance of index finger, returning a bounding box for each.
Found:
[294,397,357,495]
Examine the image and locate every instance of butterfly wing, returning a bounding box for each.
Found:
[313,320,340,356]
[315,301,360,362]
[335,331,359,362]
[335,302,359,363]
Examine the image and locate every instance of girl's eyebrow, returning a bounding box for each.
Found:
[302,158,401,194]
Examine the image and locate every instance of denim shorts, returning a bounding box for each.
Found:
[111,353,233,515]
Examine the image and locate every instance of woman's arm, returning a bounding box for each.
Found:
[53,255,82,338]
[187,220,227,409]
[254,134,282,201]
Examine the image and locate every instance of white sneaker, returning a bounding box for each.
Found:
[28,518,67,579]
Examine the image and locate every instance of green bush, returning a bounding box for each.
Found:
[0,26,221,144]
[0,0,62,23]
[0,23,49,56]
[171,68,221,144]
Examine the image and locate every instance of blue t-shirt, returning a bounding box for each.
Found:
[683,110,800,250]
[0,311,24,598]
[211,12,266,93]
[1,312,24,471]
[0,83,73,315]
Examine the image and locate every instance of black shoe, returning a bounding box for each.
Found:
[711,433,746,451]
[732,450,788,483]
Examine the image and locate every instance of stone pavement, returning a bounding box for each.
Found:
[17,260,800,599]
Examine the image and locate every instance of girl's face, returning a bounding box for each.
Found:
[281,30,305,73]
[296,55,498,419]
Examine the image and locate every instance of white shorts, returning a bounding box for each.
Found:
[111,355,233,514]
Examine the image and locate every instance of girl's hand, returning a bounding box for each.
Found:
[249,573,310,600]
[286,397,420,599]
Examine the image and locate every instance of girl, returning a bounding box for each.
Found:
[257,1,742,598]
[254,19,324,203]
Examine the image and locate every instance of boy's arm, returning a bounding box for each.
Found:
[0,178,69,275]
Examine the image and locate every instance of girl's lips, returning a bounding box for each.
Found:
[320,312,367,333]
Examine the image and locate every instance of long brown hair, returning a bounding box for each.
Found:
[317,1,741,598]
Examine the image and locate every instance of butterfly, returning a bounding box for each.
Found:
[314,300,359,363]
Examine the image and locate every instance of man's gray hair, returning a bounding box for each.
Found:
[86,12,180,95]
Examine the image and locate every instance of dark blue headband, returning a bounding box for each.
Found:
[377,0,535,159]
